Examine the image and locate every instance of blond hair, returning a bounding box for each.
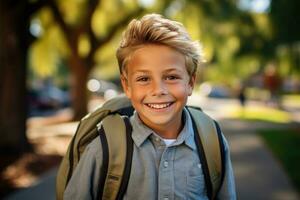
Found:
[116,14,203,76]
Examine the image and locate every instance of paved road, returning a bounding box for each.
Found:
[5,96,300,200]
[221,119,299,200]
[4,168,57,200]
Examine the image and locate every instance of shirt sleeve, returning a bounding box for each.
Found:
[63,136,103,200]
[217,133,237,200]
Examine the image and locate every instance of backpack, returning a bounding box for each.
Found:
[56,95,225,200]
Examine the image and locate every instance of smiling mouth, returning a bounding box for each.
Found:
[145,102,173,109]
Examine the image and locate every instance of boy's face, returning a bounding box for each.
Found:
[121,44,195,136]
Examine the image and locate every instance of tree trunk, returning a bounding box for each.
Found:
[0,2,31,153]
[69,56,90,120]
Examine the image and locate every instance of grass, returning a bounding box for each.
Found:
[258,129,300,192]
[226,92,300,123]
[282,94,300,107]
[227,105,292,123]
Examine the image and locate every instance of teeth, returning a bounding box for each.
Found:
[147,103,171,109]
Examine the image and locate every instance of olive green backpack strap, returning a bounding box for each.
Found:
[56,95,132,200]
[56,109,111,200]
[188,107,225,200]
[97,114,133,200]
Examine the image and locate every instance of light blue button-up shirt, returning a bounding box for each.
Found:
[64,108,236,200]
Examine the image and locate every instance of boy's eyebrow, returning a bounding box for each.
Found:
[132,69,150,75]
[134,69,150,72]
[132,66,185,74]
[163,67,184,73]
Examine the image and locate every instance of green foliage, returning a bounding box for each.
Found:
[64,0,87,24]
[234,54,261,78]
[258,129,300,192]
[231,106,291,123]
[29,24,69,78]
[28,0,144,80]
[27,0,300,84]
[93,34,121,79]
[282,95,300,107]
[29,7,69,78]
[270,0,300,44]
[93,1,132,37]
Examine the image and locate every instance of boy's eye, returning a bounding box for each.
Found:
[165,75,180,80]
[136,76,150,82]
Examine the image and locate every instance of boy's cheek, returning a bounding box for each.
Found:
[120,76,131,98]
[188,87,193,96]
[123,87,132,99]
[183,82,194,96]
[188,75,196,95]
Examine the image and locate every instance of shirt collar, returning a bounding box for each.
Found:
[130,107,196,150]
[174,108,196,150]
[130,111,153,147]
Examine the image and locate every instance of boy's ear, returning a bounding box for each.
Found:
[188,74,196,96]
[120,75,131,99]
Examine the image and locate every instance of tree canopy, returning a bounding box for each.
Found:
[29,0,300,87]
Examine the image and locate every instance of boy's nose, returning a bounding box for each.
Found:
[151,80,168,96]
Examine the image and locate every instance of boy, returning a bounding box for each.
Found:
[64,14,236,199]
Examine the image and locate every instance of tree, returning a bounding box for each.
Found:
[0,0,144,153]
[0,1,46,153]
[171,0,277,83]
[270,0,300,74]
[270,0,300,44]
[44,0,144,120]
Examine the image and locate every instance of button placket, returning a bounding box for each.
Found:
[158,147,174,200]
[163,161,169,168]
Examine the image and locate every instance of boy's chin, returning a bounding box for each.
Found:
[139,113,176,126]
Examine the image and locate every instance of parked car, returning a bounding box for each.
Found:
[87,78,120,100]
[199,82,232,98]
[28,85,70,116]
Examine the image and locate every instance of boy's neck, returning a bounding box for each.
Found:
[153,124,183,139]
[139,112,185,139]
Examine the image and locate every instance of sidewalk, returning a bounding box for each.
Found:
[220,119,299,200]
[4,167,57,200]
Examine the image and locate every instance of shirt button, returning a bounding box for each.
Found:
[197,163,201,168]
[163,161,168,168]
[155,137,160,142]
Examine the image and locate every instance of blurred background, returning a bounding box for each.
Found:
[0,0,299,199]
